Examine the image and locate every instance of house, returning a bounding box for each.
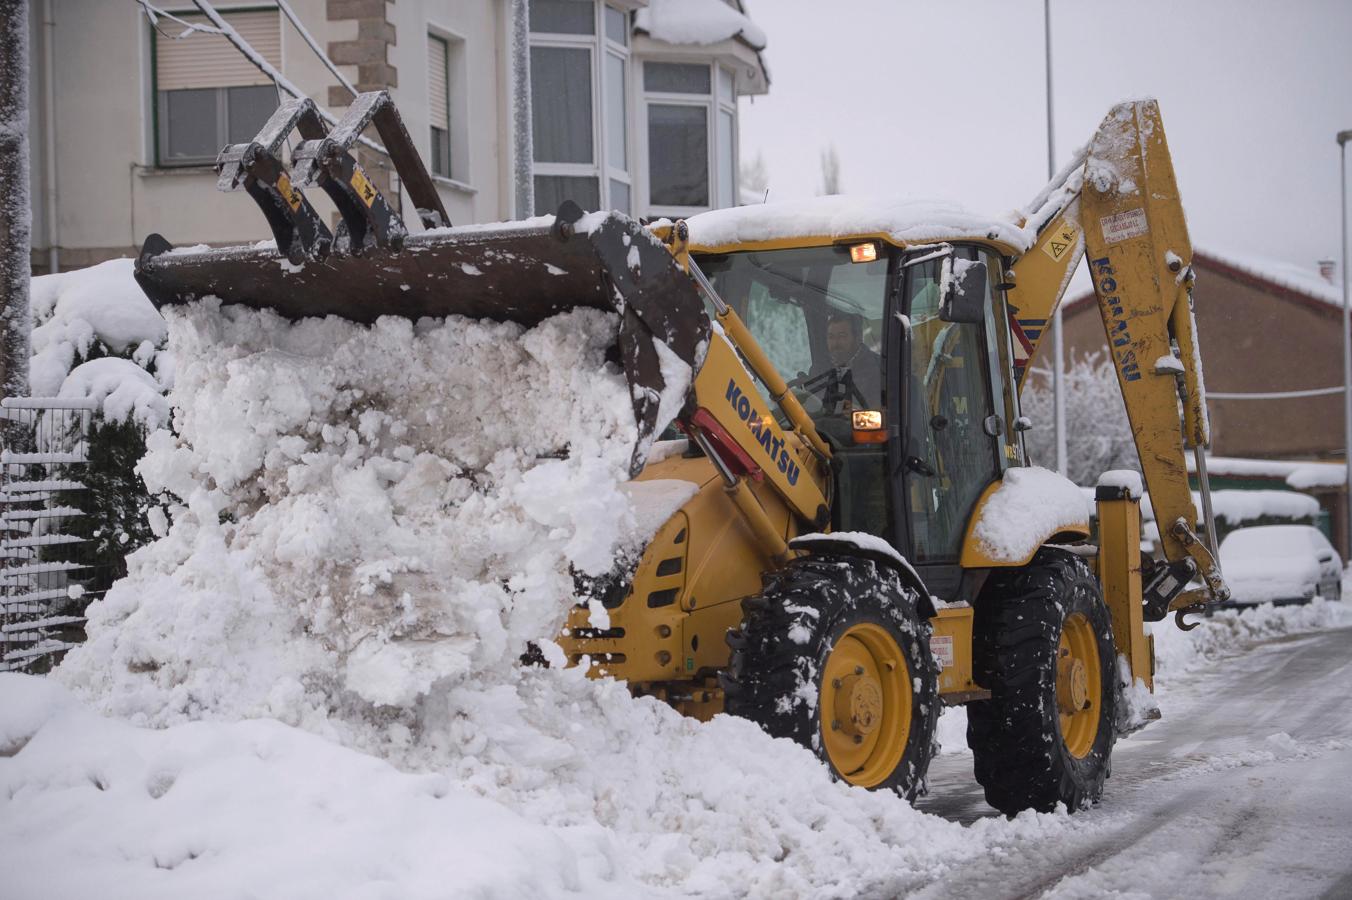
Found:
[25,0,769,275]
[1056,248,1352,552]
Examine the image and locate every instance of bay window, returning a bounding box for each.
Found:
[529,0,631,215]
[642,61,737,216]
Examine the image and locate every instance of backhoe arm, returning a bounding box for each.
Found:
[1013,101,1229,618]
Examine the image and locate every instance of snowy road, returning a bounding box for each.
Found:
[915,624,1352,899]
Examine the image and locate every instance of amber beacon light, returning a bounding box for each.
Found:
[851,409,886,443]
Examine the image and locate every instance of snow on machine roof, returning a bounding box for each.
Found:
[683,194,1033,256]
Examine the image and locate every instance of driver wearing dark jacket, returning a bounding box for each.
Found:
[818,313,882,412]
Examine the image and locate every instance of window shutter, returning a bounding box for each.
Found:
[157,10,282,91]
[428,35,450,131]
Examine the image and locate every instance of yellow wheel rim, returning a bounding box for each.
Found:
[819,622,912,788]
[1056,611,1102,759]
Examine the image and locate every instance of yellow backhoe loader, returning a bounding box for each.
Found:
[134,97,1226,814]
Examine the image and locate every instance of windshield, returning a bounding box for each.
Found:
[697,245,889,414]
[698,244,892,538]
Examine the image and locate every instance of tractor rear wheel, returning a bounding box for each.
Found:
[968,549,1118,814]
[722,555,939,799]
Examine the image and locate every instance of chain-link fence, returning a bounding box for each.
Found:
[0,397,104,673]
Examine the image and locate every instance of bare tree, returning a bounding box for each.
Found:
[818,144,842,196]
[740,150,769,203]
[0,0,32,436]
[1021,352,1137,486]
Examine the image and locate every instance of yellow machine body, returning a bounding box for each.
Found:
[559,99,1225,715]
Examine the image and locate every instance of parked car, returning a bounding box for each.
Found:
[1218,524,1343,607]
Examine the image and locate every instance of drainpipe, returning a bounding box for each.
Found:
[510,0,532,220]
[42,0,57,274]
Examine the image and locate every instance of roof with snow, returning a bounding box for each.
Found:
[1186,455,1346,492]
[1067,247,1342,313]
[634,0,770,93]
[635,0,766,51]
[684,194,1032,254]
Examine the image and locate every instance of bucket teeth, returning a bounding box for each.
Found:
[215,98,332,263]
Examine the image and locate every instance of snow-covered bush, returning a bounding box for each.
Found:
[1021,352,1137,486]
[25,260,171,609]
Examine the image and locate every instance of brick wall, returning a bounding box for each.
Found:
[326,0,398,198]
[1058,257,1346,460]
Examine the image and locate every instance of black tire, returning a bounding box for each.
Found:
[968,549,1118,814]
[722,555,939,800]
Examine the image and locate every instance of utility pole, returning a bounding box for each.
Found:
[1338,129,1352,557]
[0,0,33,446]
[1045,0,1066,477]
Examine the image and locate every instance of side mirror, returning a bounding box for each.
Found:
[939,257,987,324]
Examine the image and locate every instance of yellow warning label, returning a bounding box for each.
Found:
[350,167,378,208]
[276,173,303,212]
[1040,218,1080,263]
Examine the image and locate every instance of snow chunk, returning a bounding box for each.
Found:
[635,0,767,50]
[971,467,1092,562]
[1154,353,1184,375]
[621,478,700,542]
[57,357,170,431]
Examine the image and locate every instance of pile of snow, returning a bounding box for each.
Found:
[1151,596,1350,679]
[21,301,1026,896]
[56,302,642,729]
[29,258,168,400]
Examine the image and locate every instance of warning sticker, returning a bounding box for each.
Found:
[277,173,303,212]
[1039,219,1080,262]
[930,635,954,671]
[350,168,379,208]
[1100,208,1148,244]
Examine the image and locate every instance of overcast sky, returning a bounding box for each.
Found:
[738,0,1352,274]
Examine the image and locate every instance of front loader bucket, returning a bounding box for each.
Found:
[135,206,711,475]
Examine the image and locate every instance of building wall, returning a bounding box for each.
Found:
[1058,260,1345,460]
[25,1,516,272]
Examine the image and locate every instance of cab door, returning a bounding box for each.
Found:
[899,249,1003,587]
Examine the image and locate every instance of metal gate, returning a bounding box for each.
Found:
[0,397,103,673]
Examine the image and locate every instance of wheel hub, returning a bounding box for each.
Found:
[835,672,883,737]
[1057,654,1089,715]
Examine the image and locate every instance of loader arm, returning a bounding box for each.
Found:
[1010,100,1228,615]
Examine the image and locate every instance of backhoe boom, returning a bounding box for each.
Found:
[1009,101,1228,616]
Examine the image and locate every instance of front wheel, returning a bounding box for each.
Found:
[968,550,1118,814]
[723,555,939,799]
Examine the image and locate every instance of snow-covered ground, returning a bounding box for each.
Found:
[4,598,1347,899]
[4,285,1351,898]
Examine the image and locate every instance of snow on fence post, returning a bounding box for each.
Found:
[0,397,101,673]
[0,1,33,451]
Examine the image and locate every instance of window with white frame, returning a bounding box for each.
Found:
[153,8,281,166]
[428,33,451,178]
[528,0,631,215]
[643,61,737,215]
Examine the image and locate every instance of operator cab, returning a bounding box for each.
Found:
[695,240,1026,598]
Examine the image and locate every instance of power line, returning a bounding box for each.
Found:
[1208,386,1344,400]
